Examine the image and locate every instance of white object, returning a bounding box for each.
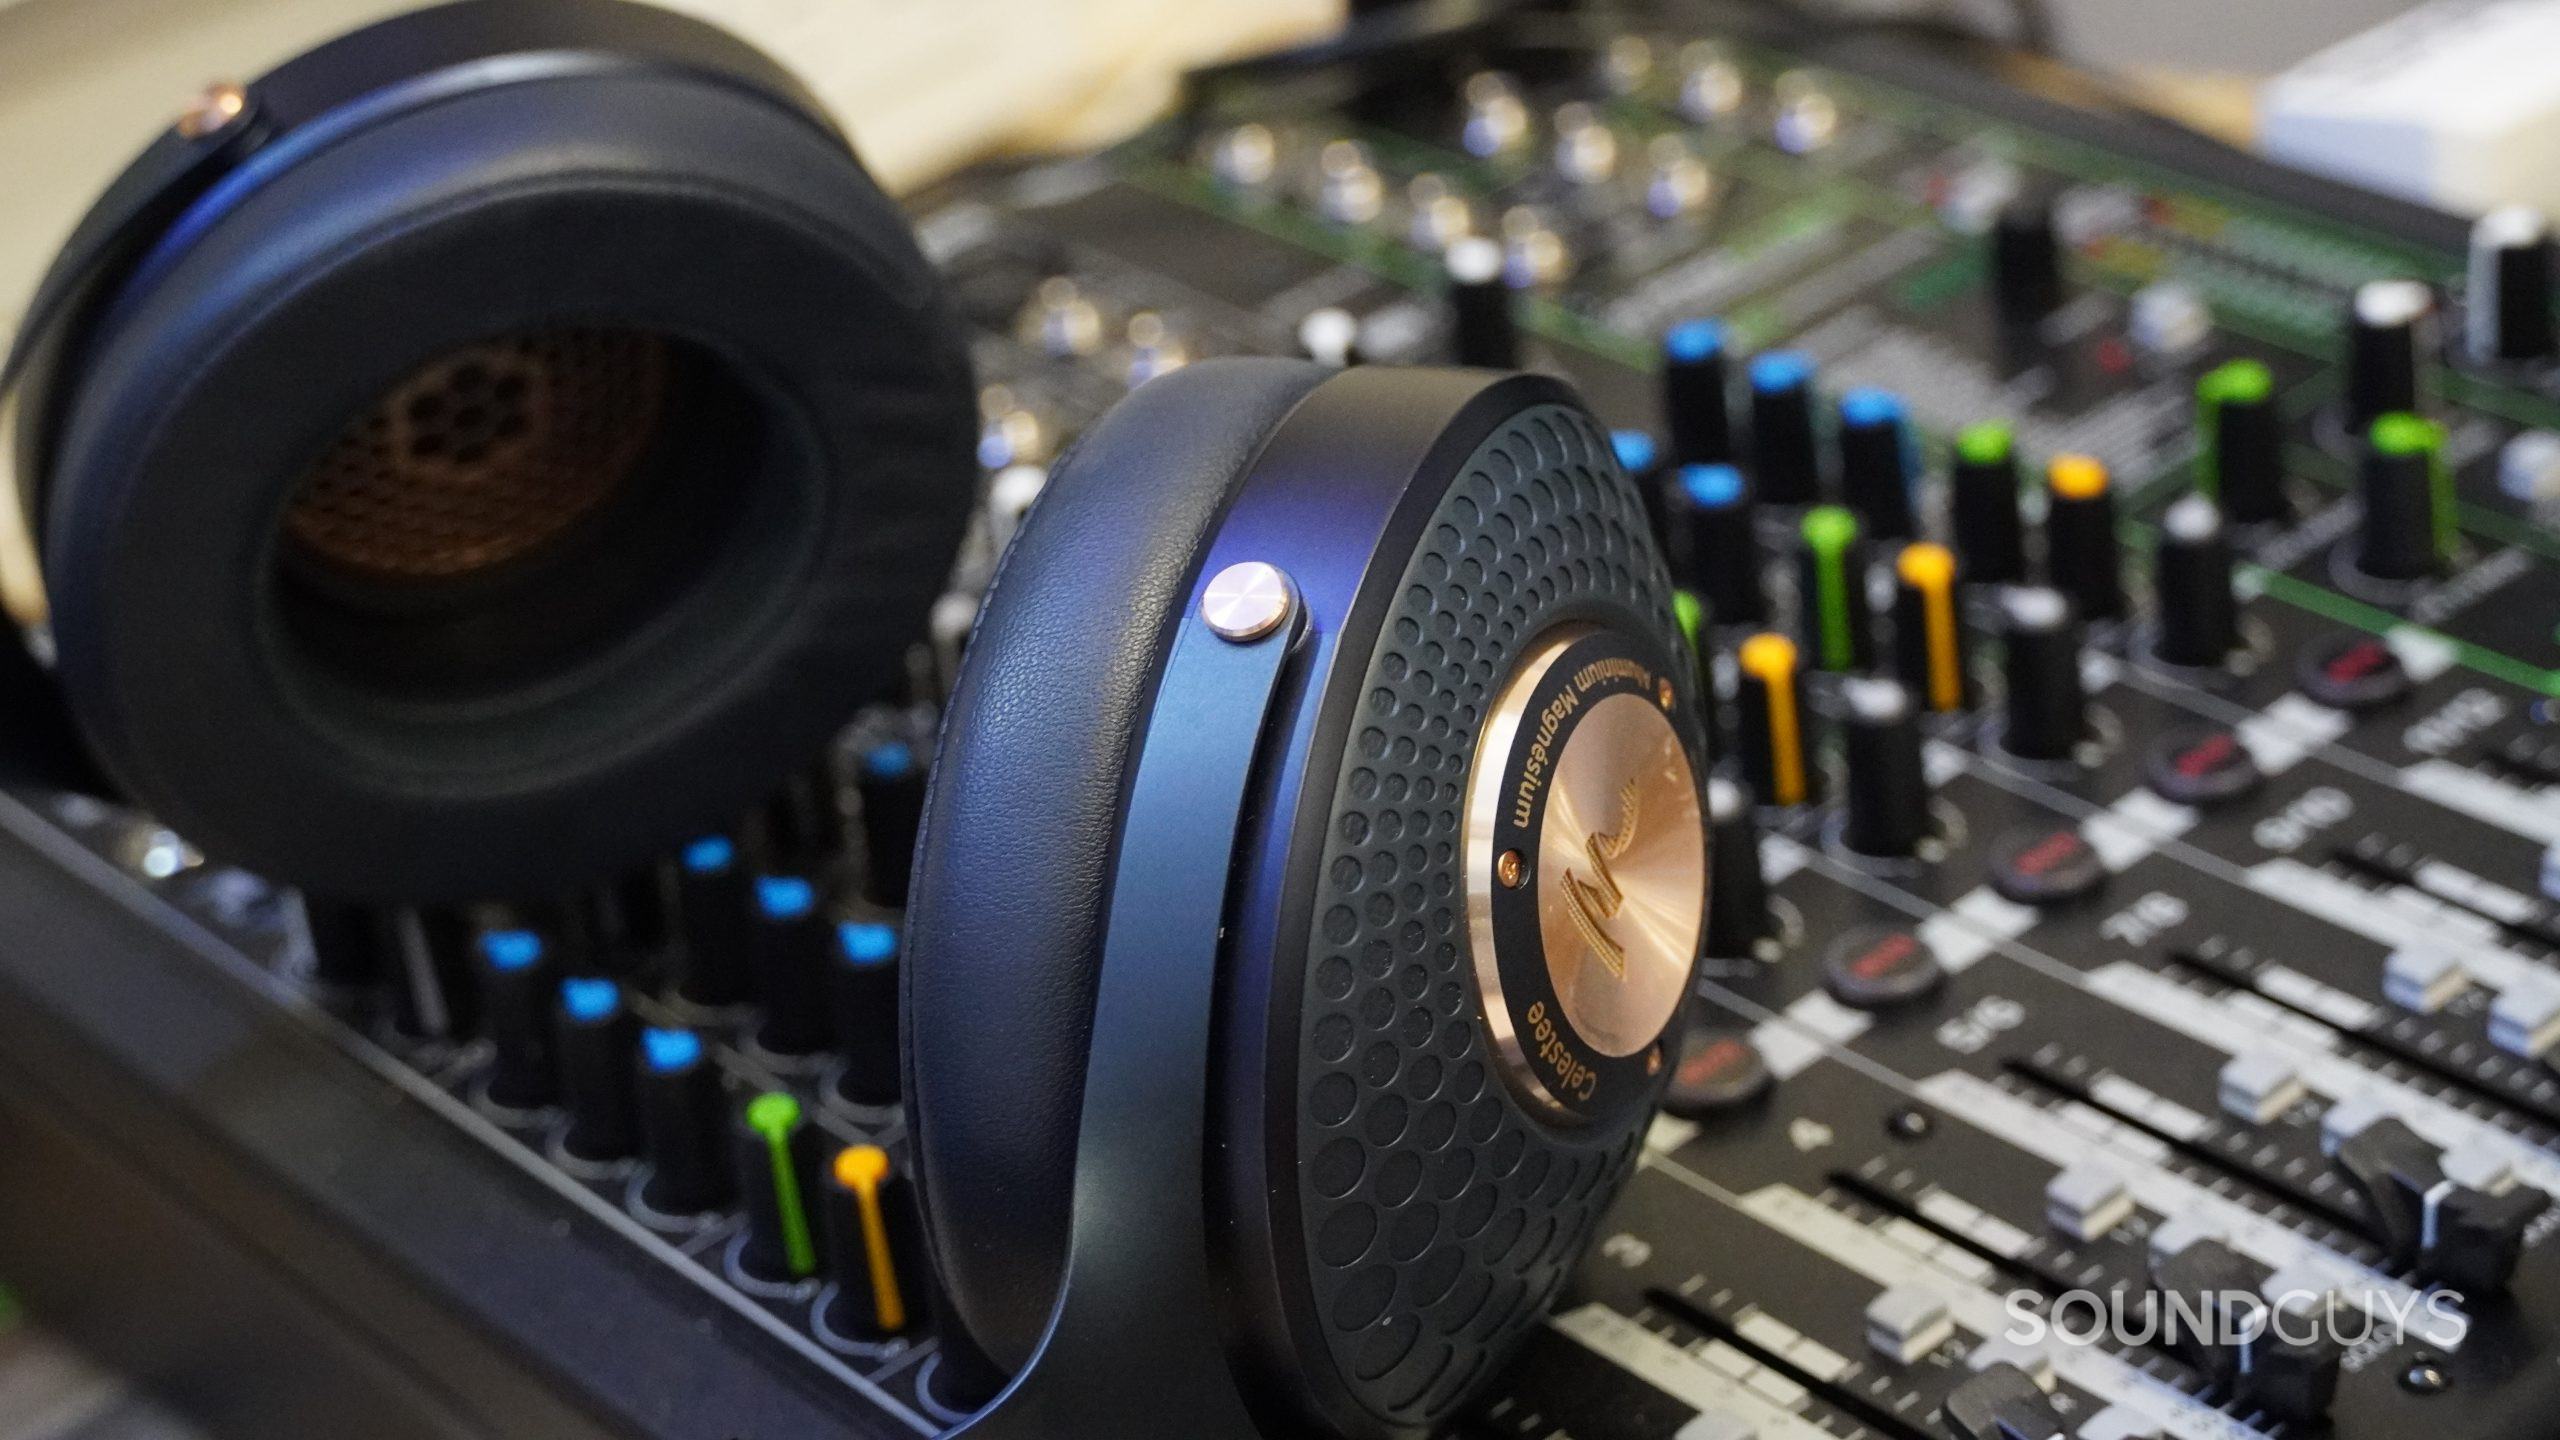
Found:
[2081,1408,2169,1440]
[2383,944,2474,1014]
[2147,1213,2224,1266]
[2437,1132,2519,1188]
[1864,1283,1955,1364]
[2259,1264,2336,1317]
[987,462,1048,556]
[2501,432,2560,503]
[2490,971,2560,1057]
[2443,1138,2521,1194]
[2218,1052,2309,1125]
[1965,1336,2056,1389]
[1675,1414,1758,1440]
[2044,1164,2136,1243]
[1297,308,1362,369]
[2320,1094,2394,1153]
[2261,0,2560,217]
[2470,205,2553,357]
[2129,281,2211,357]
[1445,236,1504,287]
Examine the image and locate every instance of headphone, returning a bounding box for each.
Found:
[0,0,976,904]
[7,5,1715,1434]
[906,357,1711,1437]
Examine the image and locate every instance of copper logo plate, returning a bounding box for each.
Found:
[1465,625,1707,1122]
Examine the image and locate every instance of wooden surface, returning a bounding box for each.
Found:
[0,0,1336,337]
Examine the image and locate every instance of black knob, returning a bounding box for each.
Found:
[1943,1363,2067,1440]
[2243,1320,2344,1425]
[2359,412,2454,581]
[383,907,477,1042]
[1614,430,1671,547]
[1991,196,2063,327]
[2470,206,2557,362]
[570,865,669,970]
[1796,505,1875,673]
[557,977,640,1162]
[926,1336,1012,1417]
[2330,1115,2454,1272]
[2345,279,2437,432]
[2435,1181,2552,1297]
[1446,236,1517,368]
[1746,351,1820,504]
[1891,542,1969,714]
[2153,494,2238,667]
[1820,923,1943,1010]
[748,876,832,1056]
[637,1027,732,1214]
[2298,630,2410,711]
[2149,1232,2341,1423]
[2331,1113,2550,1294]
[1841,677,1930,859]
[2042,456,2123,623]
[829,921,902,1107]
[753,758,845,867]
[2148,1231,2340,1421]
[821,1145,937,1341]
[1662,319,1733,465]
[2195,359,2288,524]
[671,835,752,1007]
[302,898,388,990]
[732,1092,824,1283]
[1703,776,1771,959]
[2153,1231,2342,1430]
[476,926,560,1110]
[2149,1235,2261,1388]
[1667,463,1765,625]
[2000,586,2086,763]
[1680,608,1723,774]
[2146,722,2261,807]
[1662,1027,1773,1116]
[1836,388,1916,539]
[1736,633,1817,806]
[856,740,927,908]
[1949,422,2025,585]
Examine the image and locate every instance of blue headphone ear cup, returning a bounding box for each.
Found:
[902,357,1329,1374]
[34,64,973,903]
[1205,374,1699,1440]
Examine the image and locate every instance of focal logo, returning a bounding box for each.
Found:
[1465,625,1706,1124]
[1561,778,1641,979]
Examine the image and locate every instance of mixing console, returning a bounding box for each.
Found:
[906,18,2560,1436]
[12,5,2560,1439]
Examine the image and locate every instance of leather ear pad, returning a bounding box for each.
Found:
[39,69,973,902]
[904,357,1329,1371]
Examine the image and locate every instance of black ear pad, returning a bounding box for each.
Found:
[37,66,973,902]
[902,357,1330,1374]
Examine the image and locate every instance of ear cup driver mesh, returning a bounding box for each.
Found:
[285,327,668,583]
[1284,402,1695,1431]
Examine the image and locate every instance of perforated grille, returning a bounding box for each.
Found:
[1294,402,1691,1427]
[285,329,670,581]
